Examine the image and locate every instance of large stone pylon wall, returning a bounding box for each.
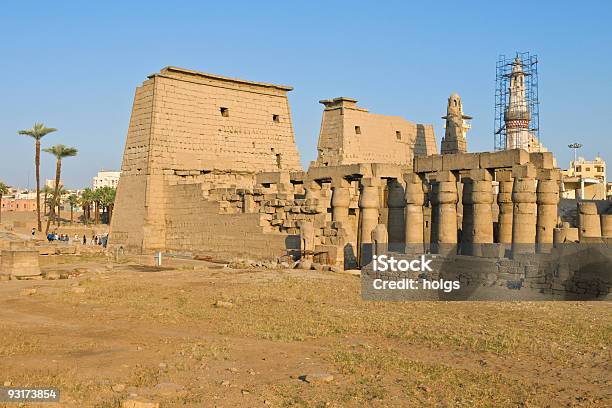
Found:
[110,67,303,253]
[314,97,437,167]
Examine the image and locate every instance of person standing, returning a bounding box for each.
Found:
[82,235,87,245]
[31,227,36,239]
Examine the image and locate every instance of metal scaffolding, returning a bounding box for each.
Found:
[494,52,540,151]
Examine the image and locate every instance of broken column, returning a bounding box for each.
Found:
[496,170,513,245]
[461,169,493,256]
[371,224,388,257]
[386,179,406,249]
[431,171,458,255]
[536,170,560,252]
[511,164,537,255]
[404,173,426,253]
[331,179,351,225]
[358,177,380,265]
[578,202,602,240]
[299,221,315,269]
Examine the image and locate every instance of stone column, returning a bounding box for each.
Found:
[496,171,513,245]
[536,170,560,252]
[578,202,601,240]
[431,171,458,255]
[299,221,315,269]
[386,179,406,248]
[371,224,388,257]
[601,214,612,238]
[358,177,380,266]
[511,164,537,255]
[461,169,493,256]
[331,179,351,225]
[403,173,426,253]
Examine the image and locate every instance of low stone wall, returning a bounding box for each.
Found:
[0,249,41,279]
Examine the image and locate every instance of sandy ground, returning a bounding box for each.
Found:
[0,251,610,408]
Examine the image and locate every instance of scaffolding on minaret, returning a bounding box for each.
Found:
[494,52,540,151]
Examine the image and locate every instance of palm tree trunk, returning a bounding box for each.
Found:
[45,159,62,234]
[35,140,42,231]
[0,193,3,224]
[108,204,113,224]
[70,206,74,225]
[43,191,48,216]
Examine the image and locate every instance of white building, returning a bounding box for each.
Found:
[92,170,121,190]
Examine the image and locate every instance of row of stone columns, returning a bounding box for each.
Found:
[327,164,560,266]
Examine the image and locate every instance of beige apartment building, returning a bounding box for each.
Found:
[561,156,607,200]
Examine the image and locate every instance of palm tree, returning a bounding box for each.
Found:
[42,185,53,217]
[91,188,103,225]
[0,181,9,225]
[80,188,94,223]
[18,123,57,231]
[98,186,117,224]
[52,186,67,226]
[42,144,77,234]
[67,194,79,225]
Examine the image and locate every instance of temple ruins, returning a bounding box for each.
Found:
[109,66,611,299]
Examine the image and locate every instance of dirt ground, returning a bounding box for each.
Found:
[0,252,610,407]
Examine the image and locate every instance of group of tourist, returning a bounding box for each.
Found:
[34,227,108,248]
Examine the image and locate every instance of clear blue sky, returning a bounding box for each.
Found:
[1,1,610,188]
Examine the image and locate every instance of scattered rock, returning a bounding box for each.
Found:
[298,259,313,270]
[71,287,86,294]
[154,382,184,395]
[158,362,167,369]
[20,288,37,296]
[214,300,234,309]
[3,381,12,386]
[280,261,290,268]
[121,399,159,408]
[301,372,334,384]
[241,389,250,395]
[45,271,60,280]
[220,380,230,387]
[417,385,432,393]
[330,266,343,273]
[59,272,69,279]
[112,384,126,392]
[0,275,11,282]
[311,262,324,271]
[227,367,239,373]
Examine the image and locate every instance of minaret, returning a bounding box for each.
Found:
[441,93,472,154]
[504,56,532,150]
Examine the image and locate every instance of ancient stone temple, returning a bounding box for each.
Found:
[440,93,471,154]
[110,66,611,299]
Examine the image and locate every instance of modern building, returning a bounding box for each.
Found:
[561,156,607,200]
[93,170,121,190]
[45,179,64,189]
